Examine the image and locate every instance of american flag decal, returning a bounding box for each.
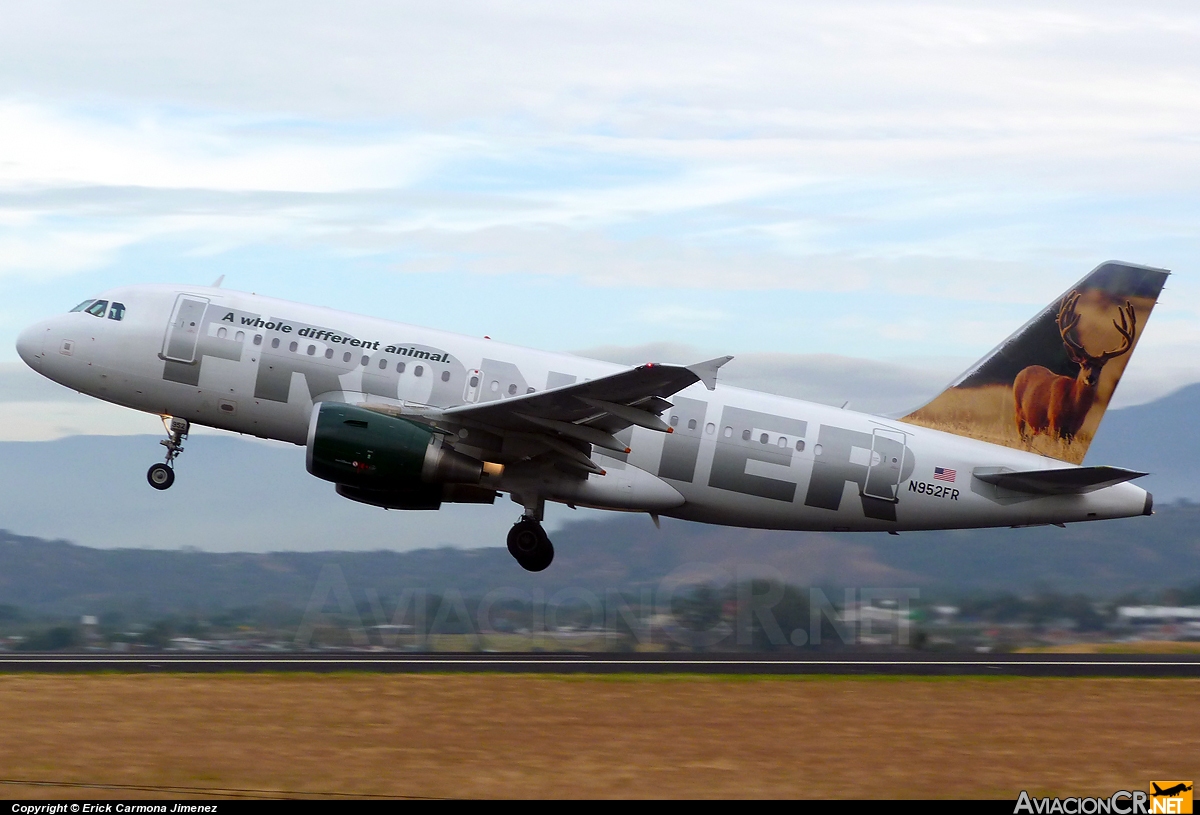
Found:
[933,467,956,482]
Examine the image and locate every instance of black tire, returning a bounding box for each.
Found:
[147,463,175,490]
[507,520,542,558]
[507,520,554,571]
[525,538,554,572]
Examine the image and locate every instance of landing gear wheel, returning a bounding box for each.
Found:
[507,517,554,572]
[147,416,189,492]
[147,463,175,490]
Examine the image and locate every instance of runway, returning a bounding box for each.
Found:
[1,652,1198,676]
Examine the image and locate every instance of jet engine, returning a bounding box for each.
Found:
[306,402,496,509]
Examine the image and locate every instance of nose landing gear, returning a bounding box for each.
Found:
[147,416,189,491]
[507,516,554,572]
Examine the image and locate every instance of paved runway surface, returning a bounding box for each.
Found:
[1,652,1198,676]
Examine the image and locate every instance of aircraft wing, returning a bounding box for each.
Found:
[365,356,732,475]
[972,465,1147,495]
[438,356,732,449]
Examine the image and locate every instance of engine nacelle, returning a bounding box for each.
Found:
[306,402,484,490]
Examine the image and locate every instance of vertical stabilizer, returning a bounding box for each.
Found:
[901,261,1169,464]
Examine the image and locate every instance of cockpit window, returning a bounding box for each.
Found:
[84,300,109,318]
[108,302,126,321]
[70,300,95,313]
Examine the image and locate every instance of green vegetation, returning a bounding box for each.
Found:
[1,578,1196,653]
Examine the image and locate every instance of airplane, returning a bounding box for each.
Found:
[15,260,1167,572]
[1152,784,1193,798]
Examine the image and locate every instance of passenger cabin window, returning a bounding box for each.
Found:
[414,365,424,377]
[70,300,95,313]
[254,334,263,346]
[107,302,126,321]
[217,327,227,339]
[307,344,316,355]
[289,341,298,352]
[378,358,387,369]
[687,419,697,430]
[324,348,334,359]
[343,352,352,363]
[396,361,405,373]
[741,429,751,441]
[508,383,517,395]
[442,371,451,382]
[271,338,280,349]
[85,300,109,318]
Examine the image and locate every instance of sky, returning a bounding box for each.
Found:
[1,4,1198,435]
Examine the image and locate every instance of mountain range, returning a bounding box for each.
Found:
[2,383,1197,553]
[0,383,1196,614]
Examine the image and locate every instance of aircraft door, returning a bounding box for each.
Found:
[162,295,210,363]
[862,427,908,503]
[464,369,482,403]
[471,359,528,403]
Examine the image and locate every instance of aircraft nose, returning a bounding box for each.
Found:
[16,322,46,369]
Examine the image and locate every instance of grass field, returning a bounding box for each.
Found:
[0,674,1195,799]
[1017,641,1200,654]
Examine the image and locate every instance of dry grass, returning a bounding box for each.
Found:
[0,674,1196,799]
[904,383,1091,463]
[1017,641,1200,654]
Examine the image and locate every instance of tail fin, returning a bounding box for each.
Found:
[901,261,1169,464]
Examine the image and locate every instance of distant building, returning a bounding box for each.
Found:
[1116,605,1200,640]
[1117,606,1200,624]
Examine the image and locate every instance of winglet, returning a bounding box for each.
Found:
[687,355,733,391]
[211,274,225,288]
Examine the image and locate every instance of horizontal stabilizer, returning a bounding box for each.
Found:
[972,465,1147,495]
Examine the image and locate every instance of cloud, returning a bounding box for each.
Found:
[0,1,1197,397]
[631,306,727,331]
[2,3,1196,143]
[575,341,1193,412]
[575,343,965,415]
[0,101,476,193]
[0,229,139,279]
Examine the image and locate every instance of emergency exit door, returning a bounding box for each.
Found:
[162,295,209,363]
[862,427,908,503]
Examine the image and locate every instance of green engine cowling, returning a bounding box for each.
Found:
[306,402,485,501]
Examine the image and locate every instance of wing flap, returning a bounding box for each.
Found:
[972,465,1147,495]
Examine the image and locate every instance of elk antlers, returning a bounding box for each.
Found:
[1056,291,1137,365]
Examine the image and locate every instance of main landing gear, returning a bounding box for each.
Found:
[507,516,554,572]
[147,416,189,491]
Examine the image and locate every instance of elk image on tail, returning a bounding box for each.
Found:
[901,261,1167,465]
[1013,291,1135,444]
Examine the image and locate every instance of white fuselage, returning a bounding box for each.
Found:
[16,284,1151,531]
